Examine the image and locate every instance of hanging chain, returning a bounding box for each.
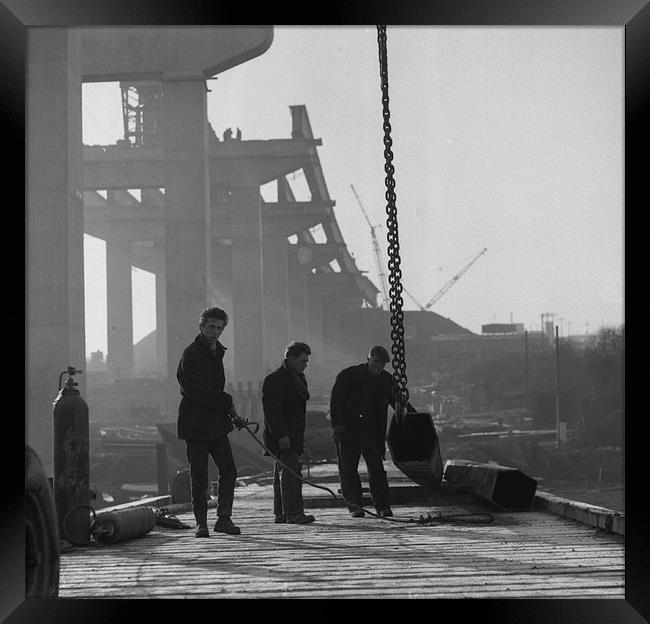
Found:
[377,25,408,407]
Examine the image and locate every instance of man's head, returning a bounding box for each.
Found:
[285,341,311,374]
[367,345,390,376]
[199,307,229,348]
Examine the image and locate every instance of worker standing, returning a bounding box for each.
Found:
[330,345,413,518]
[176,307,242,538]
[262,342,316,525]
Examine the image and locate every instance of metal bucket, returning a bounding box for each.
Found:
[386,412,443,488]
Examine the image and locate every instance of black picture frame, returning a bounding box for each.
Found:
[8,0,648,621]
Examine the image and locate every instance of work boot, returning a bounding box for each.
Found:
[349,509,365,518]
[194,525,209,538]
[213,516,241,535]
[286,513,315,524]
[274,515,287,524]
[377,507,393,518]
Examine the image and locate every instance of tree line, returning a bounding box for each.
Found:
[464,324,624,447]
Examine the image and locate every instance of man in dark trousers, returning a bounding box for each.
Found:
[330,345,413,518]
[262,341,316,525]
[177,307,243,538]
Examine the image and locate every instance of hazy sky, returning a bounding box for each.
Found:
[82,26,623,356]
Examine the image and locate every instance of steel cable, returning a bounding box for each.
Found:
[236,420,493,526]
[377,25,409,413]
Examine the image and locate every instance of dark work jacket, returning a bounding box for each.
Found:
[330,363,401,458]
[262,361,308,455]
[177,334,234,440]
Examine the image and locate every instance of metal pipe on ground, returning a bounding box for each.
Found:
[92,506,157,544]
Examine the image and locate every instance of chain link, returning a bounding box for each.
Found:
[377,25,408,405]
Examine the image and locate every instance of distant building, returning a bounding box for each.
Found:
[481,323,525,334]
[87,350,106,371]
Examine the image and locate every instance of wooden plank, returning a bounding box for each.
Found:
[59,477,624,599]
[534,490,625,535]
[95,495,171,514]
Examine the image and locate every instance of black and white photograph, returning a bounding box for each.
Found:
[6,1,649,619]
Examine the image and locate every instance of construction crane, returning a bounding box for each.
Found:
[351,184,486,312]
[421,247,488,310]
[401,285,427,310]
[350,184,390,309]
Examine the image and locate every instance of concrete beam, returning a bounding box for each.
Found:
[83,146,164,190]
[534,491,625,536]
[84,199,331,242]
[287,242,347,268]
[209,139,321,185]
[81,27,273,81]
[82,139,320,190]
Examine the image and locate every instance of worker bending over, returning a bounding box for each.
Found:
[330,345,413,518]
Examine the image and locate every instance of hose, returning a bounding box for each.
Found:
[233,418,494,526]
[61,504,104,547]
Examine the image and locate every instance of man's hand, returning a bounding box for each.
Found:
[332,425,345,443]
[229,405,245,429]
[278,436,291,452]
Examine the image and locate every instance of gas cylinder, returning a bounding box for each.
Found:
[92,506,156,544]
[52,366,89,545]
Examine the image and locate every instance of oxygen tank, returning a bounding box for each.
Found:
[92,506,157,544]
[52,366,89,544]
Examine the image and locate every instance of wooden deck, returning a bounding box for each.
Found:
[59,462,624,599]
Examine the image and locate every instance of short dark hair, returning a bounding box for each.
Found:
[199,307,229,326]
[285,341,311,358]
[368,345,390,363]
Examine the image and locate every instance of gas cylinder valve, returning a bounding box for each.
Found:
[58,365,83,390]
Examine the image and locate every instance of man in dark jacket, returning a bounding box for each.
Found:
[262,341,315,525]
[177,307,242,538]
[330,345,413,518]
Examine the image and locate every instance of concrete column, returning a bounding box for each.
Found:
[230,183,264,386]
[321,293,361,367]
[305,277,324,365]
[161,77,211,418]
[262,219,289,372]
[27,28,85,472]
[153,244,167,377]
[288,259,308,344]
[106,236,134,381]
[210,239,234,376]
[210,239,233,309]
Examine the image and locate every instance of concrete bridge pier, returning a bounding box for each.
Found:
[161,76,212,418]
[106,235,134,381]
[27,28,86,472]
[305,278,325,366]
[153,245,168,378]
[287,258,309,346]
[229,183,265,392]
[262,217,290,372]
